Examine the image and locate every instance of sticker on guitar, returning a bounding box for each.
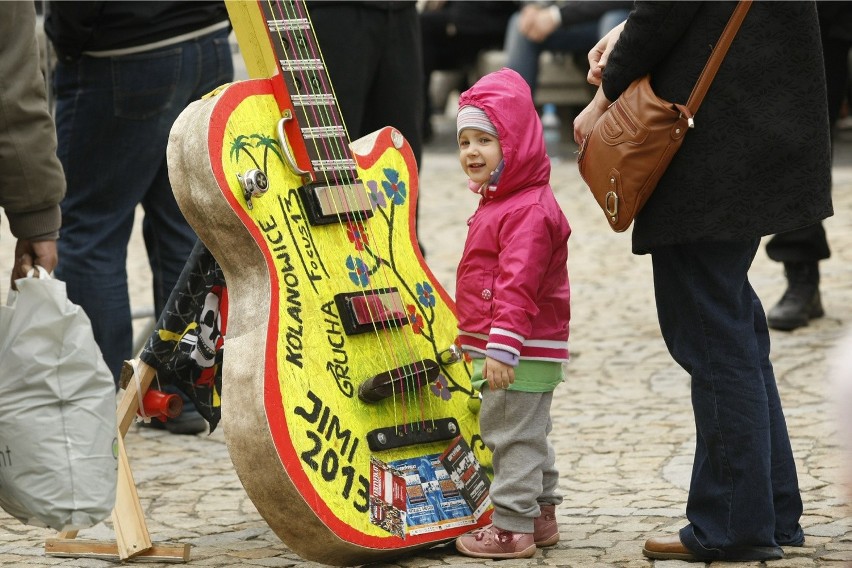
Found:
[166,0,492,564]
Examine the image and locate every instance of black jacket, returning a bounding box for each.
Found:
[602,1,832,253]
[45,1,229,62]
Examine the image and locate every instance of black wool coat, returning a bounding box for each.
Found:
[602,1,833,254]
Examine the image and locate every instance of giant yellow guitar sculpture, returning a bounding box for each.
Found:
[166,1,491,564]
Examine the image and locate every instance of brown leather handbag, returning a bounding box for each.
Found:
[577,1,751,233]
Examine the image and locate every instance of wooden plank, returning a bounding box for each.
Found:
[112,433,153,558]
[45,538,190,562]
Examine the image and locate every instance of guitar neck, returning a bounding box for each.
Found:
[227,0,356,186]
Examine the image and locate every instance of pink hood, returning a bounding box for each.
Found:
[457,68,550,200]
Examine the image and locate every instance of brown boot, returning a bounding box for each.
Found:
[534,504,559,546]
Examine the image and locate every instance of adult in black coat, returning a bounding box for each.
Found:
[764,1,852,331]
[574,2,831,562]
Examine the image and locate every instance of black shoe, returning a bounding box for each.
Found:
[767,262,824,331]
[140,407,207,435]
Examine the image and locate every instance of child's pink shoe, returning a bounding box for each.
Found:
[534,504,559,547]
[455,525,536,559]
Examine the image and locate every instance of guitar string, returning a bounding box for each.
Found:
[265,0,429,432]
[284,0,438,432]
[270,0,415,425]
[260,0,401,408]
[284,0,433,429]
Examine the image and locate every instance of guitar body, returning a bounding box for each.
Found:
[168,71,490,564]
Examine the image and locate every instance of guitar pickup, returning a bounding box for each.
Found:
[298,178,373,225]
[358,359,440,403]
[366,418,460,452]
[334,289,408,336]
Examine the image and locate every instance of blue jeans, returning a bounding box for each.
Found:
[504,9,630,94]
[650,241,804,556]
[53,28,234,383]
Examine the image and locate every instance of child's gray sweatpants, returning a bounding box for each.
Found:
[480,389,562,533]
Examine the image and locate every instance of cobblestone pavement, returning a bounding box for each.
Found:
[1,114,850,567]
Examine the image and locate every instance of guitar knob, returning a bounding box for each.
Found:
[438,343,463,365]
[237,169,269,209]
[467,393,481,415]
[240,169,269,197]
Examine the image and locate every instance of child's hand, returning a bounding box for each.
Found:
[483,357,515,391]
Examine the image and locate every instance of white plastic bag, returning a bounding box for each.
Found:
[0,268,117,531]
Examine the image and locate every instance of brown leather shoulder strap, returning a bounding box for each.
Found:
[685,0,752,114]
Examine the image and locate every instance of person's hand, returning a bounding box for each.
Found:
[11,238,58,289]
[518,4,559,43]
[483,356,515,391]
[573,87,612,145]
[587,20,626,86]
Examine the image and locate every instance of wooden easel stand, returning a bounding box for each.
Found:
[44,360,191,562]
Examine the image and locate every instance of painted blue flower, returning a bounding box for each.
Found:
[416,282,436,307]
[346,256,370,287]
[381,168,407,206]
[367,180,386,208]
[430,374,451,401]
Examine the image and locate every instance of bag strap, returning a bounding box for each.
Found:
[685,0,752,116]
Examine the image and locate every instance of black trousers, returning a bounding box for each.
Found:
[308,2,427,253]
[308,2,424,167]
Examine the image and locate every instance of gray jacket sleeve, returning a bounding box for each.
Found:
[0,1,65,240]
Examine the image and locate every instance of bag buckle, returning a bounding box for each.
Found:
[605,190,618,220]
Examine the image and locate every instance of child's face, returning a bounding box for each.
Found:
[458,128,503,188]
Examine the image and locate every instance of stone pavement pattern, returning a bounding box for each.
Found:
[1,113,851,567]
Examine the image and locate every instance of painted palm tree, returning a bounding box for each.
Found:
[230,134,261,171]
[250,133,284,173]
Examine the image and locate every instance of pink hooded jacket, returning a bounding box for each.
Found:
[455,68,571,363]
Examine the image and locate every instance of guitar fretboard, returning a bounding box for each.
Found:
[262,5,357,185]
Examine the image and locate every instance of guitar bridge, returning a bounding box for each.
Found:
[366,418,459,452]
[298,178,373,225]
[358,359,440,403]
[335,289,408,336]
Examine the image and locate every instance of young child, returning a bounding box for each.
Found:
[453,68,571,559]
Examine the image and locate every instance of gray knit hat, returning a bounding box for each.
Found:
[457,105,497,139]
